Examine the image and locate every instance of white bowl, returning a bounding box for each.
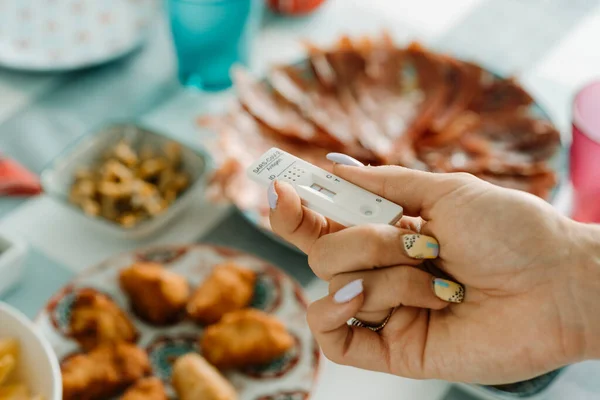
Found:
[0,302,61,400]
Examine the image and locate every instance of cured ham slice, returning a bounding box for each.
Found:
[269,64,358,145]
[469,77,533,114]
[417,113,560,176]
[300,38,448,166]
[309,34,411,129]
[327,37,424,165]
[307,35,366,90]
[354,40,419,143]
[431,58,483,132]
[380,43,448,166]
[270,63,387,160]
[232,68,325,145]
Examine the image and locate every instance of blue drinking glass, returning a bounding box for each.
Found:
[168,0,264,91]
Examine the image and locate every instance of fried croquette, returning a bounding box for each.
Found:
[172,353,237,400]
[187,263,256,325]
[120,377,167,400]
[119,262,190,325]
[200,309,294,369]
[69,289,138,351]
[61,342,151,400]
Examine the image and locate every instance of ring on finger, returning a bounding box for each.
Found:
[349,307,396,332]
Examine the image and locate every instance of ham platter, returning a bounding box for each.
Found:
[199,34,563,231]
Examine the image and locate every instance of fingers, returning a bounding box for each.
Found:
[269,180,345,254]
[308,279,439,379]
[332,164,476,218]
[397,215,425,233]
[330,266,450,312]
[309,224,440,280]
[306,280,390,373]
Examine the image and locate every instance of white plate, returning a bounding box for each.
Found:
[0,0,160,72]
[34,244,320,400]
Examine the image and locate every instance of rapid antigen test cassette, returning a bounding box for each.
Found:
[247,148,404,227]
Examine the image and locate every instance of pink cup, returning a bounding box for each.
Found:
[571,81,600,222]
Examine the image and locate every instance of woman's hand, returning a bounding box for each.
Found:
[268,153,600,384]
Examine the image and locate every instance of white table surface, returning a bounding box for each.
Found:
[1,0,600,399]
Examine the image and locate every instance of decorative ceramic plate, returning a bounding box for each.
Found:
[34,244,320,400]
[0,0,160,71]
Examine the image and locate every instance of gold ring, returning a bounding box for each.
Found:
[349,308,396,332]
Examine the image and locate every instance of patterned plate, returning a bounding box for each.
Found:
[0,0,160,71]
[34,244,320,400]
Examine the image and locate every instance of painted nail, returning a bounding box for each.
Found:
[267,180,278,209]
[326,153,364,167]
[402,234,439,259]
[333,279,364,303]
[433,278,465,303]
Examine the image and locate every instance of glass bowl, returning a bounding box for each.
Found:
[41,123,210,240]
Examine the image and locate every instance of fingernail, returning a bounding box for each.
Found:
[333,279,364,303]
[433,278,465,303]
[267,180,278,209]
[403,234,439,259]
[326,153,364,167]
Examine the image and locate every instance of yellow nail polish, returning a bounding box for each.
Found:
[433,278,464,303]
[403,234,439,259]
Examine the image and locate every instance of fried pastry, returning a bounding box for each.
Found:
[61,342,151,400]
[120,262,190,325]
[187,262,256,325]
[120,377,167,400]
[172,353,237,400]
[0,354,15,387]
[69,289,137,351]
[200,309,294,369]
[0,384,29,399]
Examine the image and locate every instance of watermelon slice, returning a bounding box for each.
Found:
[0,157,42,196]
